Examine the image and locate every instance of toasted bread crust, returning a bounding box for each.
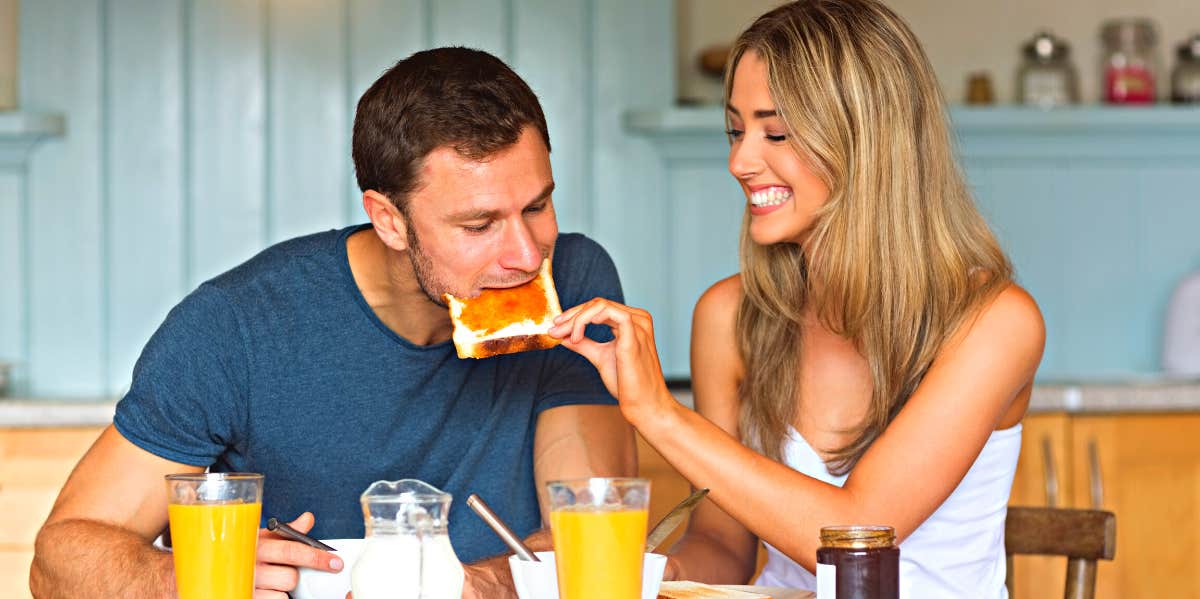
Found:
[655,582,772,599]
[454,332,562,359]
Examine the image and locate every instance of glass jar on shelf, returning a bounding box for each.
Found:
[1171,34,1200,104]
[1016,31,1079,108]
[1101,19,1160,104]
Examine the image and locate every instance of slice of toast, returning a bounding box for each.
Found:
[657,581,773,599]
[443,257,563,359]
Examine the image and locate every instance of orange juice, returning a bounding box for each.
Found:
[168,501,261,599]
[550,507,648,599]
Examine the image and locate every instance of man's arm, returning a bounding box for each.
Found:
[461,404,637,598]
[30,425,196,598]
[30,425,344,599]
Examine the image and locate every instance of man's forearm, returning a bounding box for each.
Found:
[463,529,553,599]
[30,518,174,599]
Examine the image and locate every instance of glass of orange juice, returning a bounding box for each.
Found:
[547,477,650,599]
[166,473,264,599]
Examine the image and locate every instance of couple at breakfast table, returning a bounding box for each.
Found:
[29,1,1042,598]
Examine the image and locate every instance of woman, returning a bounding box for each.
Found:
[547,0,1044,596]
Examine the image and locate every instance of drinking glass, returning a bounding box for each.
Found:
[166,473,264,599]
[546,477,650,599]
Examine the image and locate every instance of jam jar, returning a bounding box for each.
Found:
[816,525,899,599]
[1101,19,1160,104]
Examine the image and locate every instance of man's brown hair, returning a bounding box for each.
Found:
[352,47,551,212]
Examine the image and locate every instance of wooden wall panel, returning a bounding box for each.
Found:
[105,0,186,395]
[187,0,268,287]
[346,0,428,221]
[512,0,590,234]
[21,0,105,396]
[431,0,509,60]
[267,0,351,241]
[0,172,22,391]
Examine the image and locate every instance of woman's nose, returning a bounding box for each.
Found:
[728,138,762,181]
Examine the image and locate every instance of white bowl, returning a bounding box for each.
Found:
[293,538,363,599]
[509,551,667,599]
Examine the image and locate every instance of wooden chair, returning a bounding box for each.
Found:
[1005,506,1116,599]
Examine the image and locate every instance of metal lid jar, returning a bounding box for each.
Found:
[1017,31,1079,107]
[816,525,899,599]
[1171,34,1200,104]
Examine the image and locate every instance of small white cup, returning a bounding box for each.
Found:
[509,551,667,599]
[293,538,364,599]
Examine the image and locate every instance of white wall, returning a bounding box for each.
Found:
[677,0,1200,105]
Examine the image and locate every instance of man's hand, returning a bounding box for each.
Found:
[253,512,343,598]
[462,559,518,599]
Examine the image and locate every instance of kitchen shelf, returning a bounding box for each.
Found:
[0,111,66,167]
[624,105,1200,160]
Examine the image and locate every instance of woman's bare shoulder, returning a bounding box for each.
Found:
[695,274,743,324]
[691,275,745,426]
[942,282,1045,385]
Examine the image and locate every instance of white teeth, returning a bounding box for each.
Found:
[749,188,793,207]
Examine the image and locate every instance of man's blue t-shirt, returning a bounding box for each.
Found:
[113,225,622,563]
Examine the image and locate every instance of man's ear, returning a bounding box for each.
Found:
[362,190,410,252]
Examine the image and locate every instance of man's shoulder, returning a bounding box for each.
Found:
[553,232,609,265]
[552,233,622,304]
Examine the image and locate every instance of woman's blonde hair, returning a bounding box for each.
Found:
[726,0,1012,474]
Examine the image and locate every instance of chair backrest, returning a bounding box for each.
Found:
[1005,506,1117,599]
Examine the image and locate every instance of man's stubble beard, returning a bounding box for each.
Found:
[406,226,453,308]
[405,224,553,306]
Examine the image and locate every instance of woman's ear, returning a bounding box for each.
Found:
[362,190,410,252]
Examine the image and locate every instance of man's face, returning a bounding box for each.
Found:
[403,126,558,304]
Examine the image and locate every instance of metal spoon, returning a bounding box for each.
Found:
[466,493,541,562]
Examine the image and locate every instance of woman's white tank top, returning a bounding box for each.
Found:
[755,424,1021,598]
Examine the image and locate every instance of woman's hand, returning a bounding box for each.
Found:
[549,298,677,426]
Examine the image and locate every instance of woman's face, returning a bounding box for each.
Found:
[727,51,830,246]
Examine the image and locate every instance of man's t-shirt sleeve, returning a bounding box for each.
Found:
[112,284,249,466]
[536,235,625,413]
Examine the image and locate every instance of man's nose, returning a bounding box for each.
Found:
[498,219,543,273]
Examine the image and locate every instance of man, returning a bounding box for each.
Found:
[30,47,635,598]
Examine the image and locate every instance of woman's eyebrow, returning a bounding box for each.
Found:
[726,105,778,119]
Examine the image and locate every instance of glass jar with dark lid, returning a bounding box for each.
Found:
[1017,31,1079,107]
[1171,34,1200,104]
[816,525,899,599]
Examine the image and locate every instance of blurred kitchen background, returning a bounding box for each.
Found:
[1,0,1199,597]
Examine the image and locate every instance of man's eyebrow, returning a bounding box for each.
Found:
[527,181,555,206]
[445,181,556,222]
[726,106,778,119]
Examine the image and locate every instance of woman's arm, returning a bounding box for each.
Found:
[663,276,759,583]
[551,284,1044,572]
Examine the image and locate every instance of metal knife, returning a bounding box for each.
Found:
[645,488,709,552]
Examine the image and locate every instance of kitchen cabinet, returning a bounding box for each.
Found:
[0,427,104,599]
[1071,414,1200,598]
[1010,412,1200,598]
